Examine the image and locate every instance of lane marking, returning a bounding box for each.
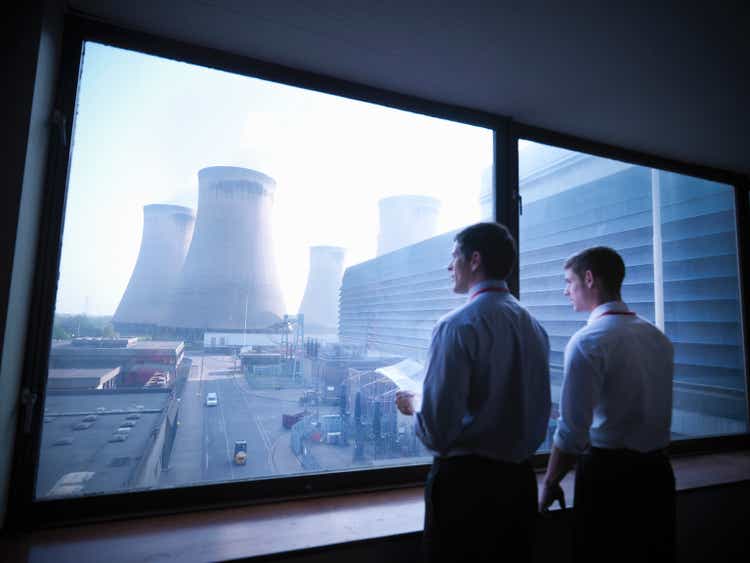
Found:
[216,396,236,481]
[230,372,277,473]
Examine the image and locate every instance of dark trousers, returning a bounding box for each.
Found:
[574,447,676,563]
[423,455,537,563]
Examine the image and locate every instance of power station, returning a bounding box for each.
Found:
[298,246,346,333]
[112,204,195,334]
[161,166,285,335]
[376,195,440,256]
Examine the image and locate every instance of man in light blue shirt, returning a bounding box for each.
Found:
[396,222,550,563]
[540,246,675,563]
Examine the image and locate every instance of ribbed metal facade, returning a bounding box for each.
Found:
[340,231,462,361]
[338,146,746,435]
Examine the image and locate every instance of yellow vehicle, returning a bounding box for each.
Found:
[233,440,247,465]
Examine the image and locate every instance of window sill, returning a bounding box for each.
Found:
[3,450,749,563]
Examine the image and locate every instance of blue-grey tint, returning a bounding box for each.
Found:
[518,141,747,439]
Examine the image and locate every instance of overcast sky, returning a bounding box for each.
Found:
[56,42,493,316]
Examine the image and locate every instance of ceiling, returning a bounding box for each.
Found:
[69,0,750,176]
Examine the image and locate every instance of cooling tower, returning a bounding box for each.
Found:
[377,195,441,256]
[112,204,196,331]
[162,166,285,331]
[298,246,346,331]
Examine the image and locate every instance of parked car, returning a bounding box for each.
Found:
[205,392,218,407]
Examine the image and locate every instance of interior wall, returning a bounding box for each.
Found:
[0,0,64,528]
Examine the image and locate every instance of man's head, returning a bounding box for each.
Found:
[563,246,625,312]
[450,222,516,294]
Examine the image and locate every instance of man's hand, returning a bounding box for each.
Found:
[395,390,415,415]
[539,481,566,513]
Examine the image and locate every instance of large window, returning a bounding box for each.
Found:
[37,42,493,499]
[518,140,748,444]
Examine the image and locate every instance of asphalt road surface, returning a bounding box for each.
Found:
[160,354,303,488]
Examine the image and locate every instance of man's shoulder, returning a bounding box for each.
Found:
[565,322,602,356]
[436,302,474,331]
[569,315,673,355]
[631,317,674,351]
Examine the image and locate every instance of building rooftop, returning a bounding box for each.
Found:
[37,391,172,498]
[51,339,184,356]
[47,368,121,389]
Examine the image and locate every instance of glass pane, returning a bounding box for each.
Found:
[37,42,493,498]
[518,139,747,449]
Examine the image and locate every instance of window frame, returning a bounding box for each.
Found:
[510,121,750,456]
[8,14,749,530]
[8,15,509,529]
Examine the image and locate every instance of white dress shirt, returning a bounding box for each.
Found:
[416,279,551,463]
[554,301,674,454]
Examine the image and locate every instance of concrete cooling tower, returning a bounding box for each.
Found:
[112,204,196,331]
[377,195,441,256]
[162,166,285,331]
[298,246,346,332]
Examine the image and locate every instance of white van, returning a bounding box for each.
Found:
[205,392,218,407]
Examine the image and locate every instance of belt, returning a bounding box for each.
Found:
[589,446,667,458]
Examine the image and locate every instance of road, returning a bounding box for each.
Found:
[160,354,304,488]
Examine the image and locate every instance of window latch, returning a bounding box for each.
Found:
[517,193,523,216]
[52,109,67,148]
[21,387,39,434]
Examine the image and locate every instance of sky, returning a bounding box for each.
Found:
[56,42,493,316]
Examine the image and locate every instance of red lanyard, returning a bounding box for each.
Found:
[470,286,509,300]
[597,310,636,319]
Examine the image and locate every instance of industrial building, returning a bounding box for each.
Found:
[339,230,462,360]
[3,2,749,563]
[49,337,186,388]
[339,193,462,360]
[303,343,403,404]
[37,389,177,498]
[518,143,746,437]
[345,358,428,460]
[46,367,121,390]
[338,143,747,438]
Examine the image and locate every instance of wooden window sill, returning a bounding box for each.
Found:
[2,450,749,562]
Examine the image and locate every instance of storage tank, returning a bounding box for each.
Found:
[298,246,346,332]
[376,195,441,256]
[162,166,285,332]
[112,204,195,332]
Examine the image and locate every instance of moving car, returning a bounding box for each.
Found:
[205,392,218,407]
[233,440,247,465]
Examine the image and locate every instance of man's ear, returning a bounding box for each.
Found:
[470,251,482,273]
[584,270,595,289]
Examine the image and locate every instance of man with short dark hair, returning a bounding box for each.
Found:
[396,222,550,563]
[540,246,676,563]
